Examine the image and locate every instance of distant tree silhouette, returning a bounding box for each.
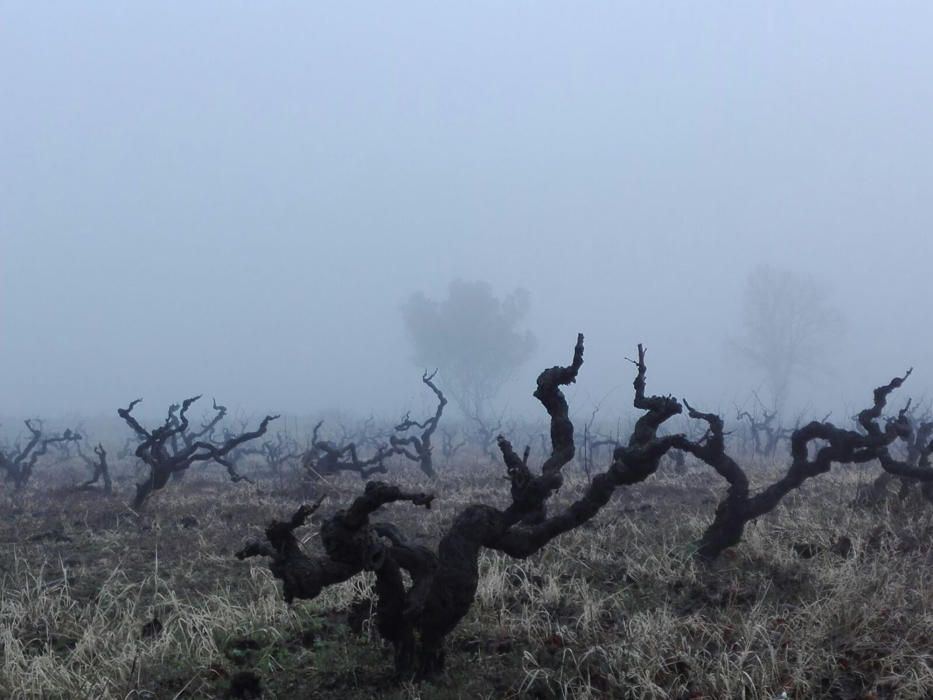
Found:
[733,264,844,416]
[402,279,536,424]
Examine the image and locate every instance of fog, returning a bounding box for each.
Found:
[3,3,933,427]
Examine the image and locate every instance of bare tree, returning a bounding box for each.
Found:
[118,396,277,509]
[215,418,266,474]
[76,441,112,495]
[733,392,812,458]
[257,431,303,485]
[165,398,228,482]
[390,370,447,478]
[438,426,466,465]
[467,411,503,462]
[733,264,844,416]
[0,420,80,490]
[301,420,396,481]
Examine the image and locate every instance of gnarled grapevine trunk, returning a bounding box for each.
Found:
[238,336,933,680]
[238,335,695,678]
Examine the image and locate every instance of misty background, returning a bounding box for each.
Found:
[2,3,932,429]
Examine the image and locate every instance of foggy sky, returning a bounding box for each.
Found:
[3,3,933,426]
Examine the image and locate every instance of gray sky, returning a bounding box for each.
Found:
[3,3,932,424]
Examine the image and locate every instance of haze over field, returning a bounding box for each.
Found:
[3,3,933,423]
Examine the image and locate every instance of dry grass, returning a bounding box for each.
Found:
[0,461,931,699]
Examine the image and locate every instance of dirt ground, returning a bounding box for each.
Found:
[1,461,931,699]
